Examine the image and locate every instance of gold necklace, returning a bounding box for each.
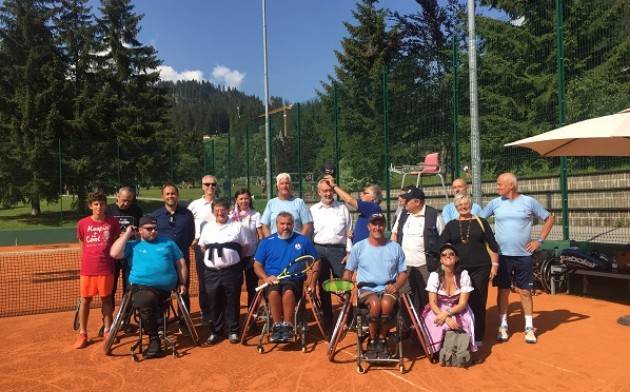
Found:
[458,218,471,244]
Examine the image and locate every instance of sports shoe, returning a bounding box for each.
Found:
[497,326,509,342]
[376,338,388,354]
[179,321,190,336]
[73,332,88,349]
[144,336,163,358]
[280,323,293,342]
[270,323,283,343]
[524,327,537,344]
[206,333,220,345]
[228,333,240,344]
[367,339,378,351]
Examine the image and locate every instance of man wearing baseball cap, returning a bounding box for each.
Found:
[391,186,444,313]
[343,213,407,354]
[110,215,188,358]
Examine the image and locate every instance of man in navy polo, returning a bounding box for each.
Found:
[152,182,195,324]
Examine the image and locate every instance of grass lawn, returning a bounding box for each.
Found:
[0,188,269,230]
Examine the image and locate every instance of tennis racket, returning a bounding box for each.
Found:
[255,255,316,292]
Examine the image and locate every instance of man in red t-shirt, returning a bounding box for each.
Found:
[74,191,120,349]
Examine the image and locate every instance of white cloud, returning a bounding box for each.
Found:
[510,16,525,27]
[211,65,245,89]
[158,65,205,82]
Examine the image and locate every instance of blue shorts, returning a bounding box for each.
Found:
[495,255,533,290]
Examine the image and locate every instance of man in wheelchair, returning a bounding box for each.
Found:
[254,212,319,343]
[342,213,407,355]
[110,215,188,358]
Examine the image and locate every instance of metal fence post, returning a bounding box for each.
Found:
[297,103,303,199]
[452,36,461,180]
[333,82,340,185]
[383,66,391,229]
[555,0,570,240]
[58,138,63,224]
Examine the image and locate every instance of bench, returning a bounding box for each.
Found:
[567,269,630,295]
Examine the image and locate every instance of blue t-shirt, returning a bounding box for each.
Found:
[346,239,406,292]
[353,200,382,244]
[441,202,483,224]
[125,236,184,292]
[260,197,313,234]
[254,232,319,278]
[480,195,550,256]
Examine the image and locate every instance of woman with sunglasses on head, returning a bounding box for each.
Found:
[439,193,499,347]
[230,188,264,309]
[421,243,477,356]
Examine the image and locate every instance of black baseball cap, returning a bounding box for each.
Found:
[400,186,425,200]
[439,242,459,256]
[138,215,157,227]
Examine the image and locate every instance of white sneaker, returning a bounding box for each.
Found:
[524,327,537,344]
[497,326,509,342]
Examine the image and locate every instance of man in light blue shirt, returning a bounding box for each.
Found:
[343,213,407,353]
[480,173,554,345]
[261,173,313,236]
[441,178,482,224]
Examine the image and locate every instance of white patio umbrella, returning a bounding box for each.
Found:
[506,108,630,327]
[504,109,630,156]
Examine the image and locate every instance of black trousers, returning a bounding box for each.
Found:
[194,246,210,318]
[407,265,430,312]
[131,285,170,337]
[111,258,130,297]
[315,244,347,327]
[242,256,259,308]
[203,262,243,334]
[465,264,491,342]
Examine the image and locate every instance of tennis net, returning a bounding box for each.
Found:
[0,246,200,318]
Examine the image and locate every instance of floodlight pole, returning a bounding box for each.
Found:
[468,0,481,205]
[262,0,272,199]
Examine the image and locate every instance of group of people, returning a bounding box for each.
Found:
[73,169,554,362]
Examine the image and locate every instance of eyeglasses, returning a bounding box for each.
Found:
[203,182,217,187]
[143,226,158,232]
[440,252,456,257]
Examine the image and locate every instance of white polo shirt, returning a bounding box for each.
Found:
[198,221,244,269]
[393,205,445,267]
[187,196,215,239]
[310,200,353,252]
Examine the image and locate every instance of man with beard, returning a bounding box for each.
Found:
[254,212,319,343]
[310,179,352,330]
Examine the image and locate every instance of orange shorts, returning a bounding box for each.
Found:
[80,274,115,298]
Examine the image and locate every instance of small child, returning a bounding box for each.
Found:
[74,191,120,349]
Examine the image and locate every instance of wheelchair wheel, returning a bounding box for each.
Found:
[104,290,132,355]
[176,292,199,346]
[72,298,81,331]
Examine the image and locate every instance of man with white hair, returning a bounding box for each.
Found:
[480,172,555,344]
[441,178,482,224]
[261,173,313,237]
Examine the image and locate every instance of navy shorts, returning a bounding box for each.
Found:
[494,255,534,290]
[264,279,303,299]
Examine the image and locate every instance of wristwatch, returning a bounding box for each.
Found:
[536,238,545,244]
[446,309,454,317]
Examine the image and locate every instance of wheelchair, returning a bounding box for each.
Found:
[326,280,437,373]
[240,284,326,353]
[103,289,199,361]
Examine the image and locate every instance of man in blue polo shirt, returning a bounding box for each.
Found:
[152,182,195,326]
[254,212,319,343]
[343,213,407,354]
[110,215,187,358]
[480,172,554,344]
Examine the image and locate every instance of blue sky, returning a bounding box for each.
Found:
[90,1,504,103]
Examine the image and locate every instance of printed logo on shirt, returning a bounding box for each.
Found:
[294,243,302,250]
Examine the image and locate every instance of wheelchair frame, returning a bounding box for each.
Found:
[240,287,326,353]
[103,290,199,360]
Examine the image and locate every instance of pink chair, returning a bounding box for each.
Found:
[418,153,447,202]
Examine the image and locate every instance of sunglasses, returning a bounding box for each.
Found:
[440,251,456,257]
[143,226,158,232]
[203,182,217,187]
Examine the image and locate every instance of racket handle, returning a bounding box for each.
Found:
[255,282,270,292]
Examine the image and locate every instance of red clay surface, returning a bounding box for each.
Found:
[2,287,629,392]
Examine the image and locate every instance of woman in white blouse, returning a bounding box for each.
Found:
[231,188,264,309]
[421,243,477,355]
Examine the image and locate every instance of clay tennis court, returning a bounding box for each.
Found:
[1,244,629,391]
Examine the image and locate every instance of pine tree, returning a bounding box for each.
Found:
[0,0,66,215]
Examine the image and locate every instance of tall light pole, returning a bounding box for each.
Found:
[262,0,272,199]
[468,0,482,205]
